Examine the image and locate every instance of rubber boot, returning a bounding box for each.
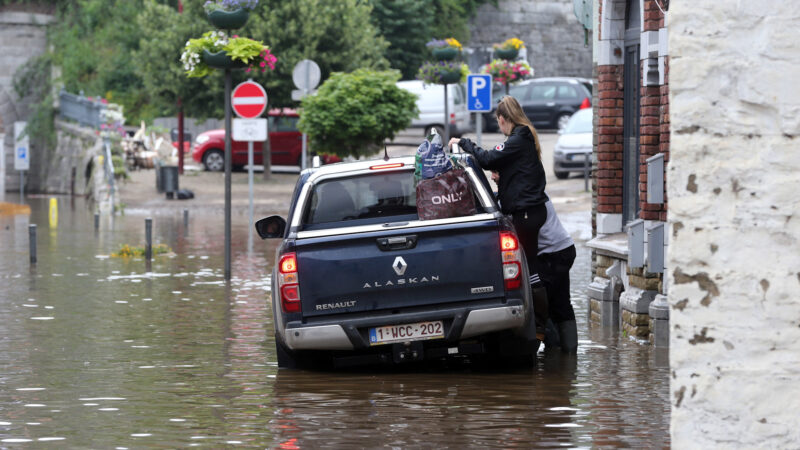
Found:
[556,319,578,354]
[531,285,549,342]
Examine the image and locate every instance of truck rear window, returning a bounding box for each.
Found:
[303,171,419,228]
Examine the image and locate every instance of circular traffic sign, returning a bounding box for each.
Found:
[231,80,268,119]
[292,59,321,90]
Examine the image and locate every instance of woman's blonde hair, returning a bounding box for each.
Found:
[496,95,541,159]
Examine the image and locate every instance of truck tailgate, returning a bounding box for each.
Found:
[295,219,504,317]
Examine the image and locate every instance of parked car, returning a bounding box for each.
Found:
[170,128,193,154]
[553,107,593,179]
[396,80,472,138]
[483,77,592,132]
[192,108,340,171]
[255,154,541,369]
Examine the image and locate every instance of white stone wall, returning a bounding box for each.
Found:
[668,1,800,447]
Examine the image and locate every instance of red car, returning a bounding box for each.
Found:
[192,108,340,171]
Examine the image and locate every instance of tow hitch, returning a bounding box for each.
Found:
[393,341,424,363]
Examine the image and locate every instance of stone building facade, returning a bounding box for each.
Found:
[668,1,800,446]
[0,10,53,199]
[587,0,670,346]
[468,0,593,78]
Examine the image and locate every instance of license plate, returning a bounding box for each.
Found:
[369,321,444,345]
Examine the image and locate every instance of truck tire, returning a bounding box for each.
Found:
[554,170,569,180]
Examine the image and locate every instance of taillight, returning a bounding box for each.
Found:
[579,97,591,109]
[278,252,300,313]
[450,112,456,124]
[500,231,523,290]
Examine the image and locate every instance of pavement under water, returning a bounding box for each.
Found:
[0,196,669,448]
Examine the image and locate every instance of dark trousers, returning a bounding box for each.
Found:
[539,244,577,323]
[511,203,548,282]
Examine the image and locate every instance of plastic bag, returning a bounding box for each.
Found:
[416,128,453,180]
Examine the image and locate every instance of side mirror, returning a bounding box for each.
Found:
[255,215,286,239]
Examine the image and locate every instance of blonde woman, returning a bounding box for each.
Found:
[450,95,549,338]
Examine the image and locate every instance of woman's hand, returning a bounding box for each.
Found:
[448,137,460,148]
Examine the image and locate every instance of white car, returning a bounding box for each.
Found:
[396,80,473,138]
[553,107,593,179]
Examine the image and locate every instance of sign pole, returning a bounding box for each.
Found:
[443,84,450,145]
[476,112,483,148]
[20,171,24,203]
[224,69,232,281]
[301,60,310,170]
[247,140,254,252]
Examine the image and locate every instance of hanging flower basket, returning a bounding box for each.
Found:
[432,47,459,61]
[202,50,248,69]
[438,69,462,84]
[495,48,518,60]
[417,61,469,85]
[182,31,277,77]
[207,8,250,30]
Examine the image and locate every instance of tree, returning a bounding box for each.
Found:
[298,69,418,158]
[247,0,390,108]
[369,0,432,80]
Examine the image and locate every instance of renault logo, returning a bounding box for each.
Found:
[392,256,407,276]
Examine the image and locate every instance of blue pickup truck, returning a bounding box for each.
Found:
[255,154,540,368]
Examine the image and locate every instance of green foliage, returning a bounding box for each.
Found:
[25,0,491,123]
[247,0,390,108]
[369,0,432,80]
[13,53,56,150]
[133,0,227,120]
[298,69,418,158]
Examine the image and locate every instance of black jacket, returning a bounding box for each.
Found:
[458,125,548,214]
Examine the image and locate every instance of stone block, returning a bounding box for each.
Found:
[620,287,656,314]
[587,276,614,302]
[649,294,669,319]
[596,212,622,234]
[650,318,669,347]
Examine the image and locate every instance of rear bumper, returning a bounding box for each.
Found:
[284,302,526,351]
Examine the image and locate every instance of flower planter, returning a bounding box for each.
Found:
[203,50,248,69]
[495,48,519,60]
[437,69,462,84]
[207,8,249,30]
[432,47,459,61]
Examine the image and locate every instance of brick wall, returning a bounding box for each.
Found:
[596,65,624,215]
[638,0,669,221]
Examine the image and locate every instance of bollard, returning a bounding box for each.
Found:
[183,209,189,229]
[145,218,152,261]
[29,224,37,264]
[94,212,100,231]
[584,152,591,192]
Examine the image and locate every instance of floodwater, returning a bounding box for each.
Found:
[0,197,670,448]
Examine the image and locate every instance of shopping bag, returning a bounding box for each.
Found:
[416,131,452,180]
[416,168,476,220]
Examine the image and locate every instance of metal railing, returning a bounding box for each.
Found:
[58,89,106,128]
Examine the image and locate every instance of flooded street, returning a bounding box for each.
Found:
[0,197,669,448]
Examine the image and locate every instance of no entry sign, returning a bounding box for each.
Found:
[232,80,268,119]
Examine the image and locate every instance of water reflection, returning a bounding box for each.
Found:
[0,197,669,447]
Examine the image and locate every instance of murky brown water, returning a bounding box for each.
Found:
[0,197,669,448]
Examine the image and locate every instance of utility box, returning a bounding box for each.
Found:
[627,219,645,268]
[647,221,665,273]
[647,153,664,204]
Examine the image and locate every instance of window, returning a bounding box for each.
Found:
[304,171,418,227]
[557,85,580,99]
[530,84,557,100]
[269,115,299,132]
[509,84,530,101]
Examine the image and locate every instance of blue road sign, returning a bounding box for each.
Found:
[467,74,492,112]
